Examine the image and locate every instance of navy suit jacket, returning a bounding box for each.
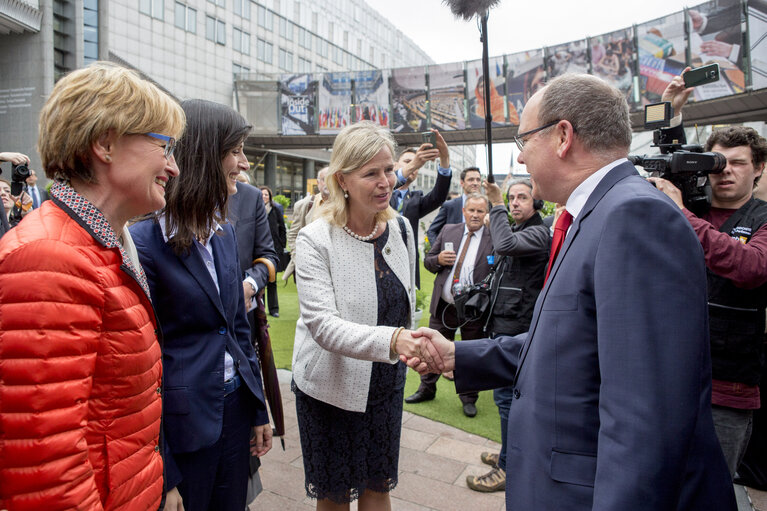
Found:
[426,195,464,243]
[130,219,269,490]
[392,171,451,286]
[228,182,279,291]
[455,162,735,510]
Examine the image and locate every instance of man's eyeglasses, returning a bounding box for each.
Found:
[146,132,176,160]
[513,120,561,152]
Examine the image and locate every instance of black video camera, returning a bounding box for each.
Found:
[629,102,726,216]
[10,162,30,196]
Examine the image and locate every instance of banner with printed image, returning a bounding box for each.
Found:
[280,74,316,135]
[750,0,767,89]
[687,0,745,100]
[590,28,637,105]
[546,40,589,77]
[390,66,427,133]
[353,70,389,127]
[466,56,507,128]
[318,72,352,135]
[505,50,545,126]
[637,12,687,104]
[428,62,466,131]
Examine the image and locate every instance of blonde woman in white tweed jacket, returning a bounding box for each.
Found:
[292,121,432,511]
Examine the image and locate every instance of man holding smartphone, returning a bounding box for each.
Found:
[390,129,452,287]
[651,69,767,479]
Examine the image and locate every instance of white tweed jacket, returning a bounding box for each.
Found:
[292,216,416,412]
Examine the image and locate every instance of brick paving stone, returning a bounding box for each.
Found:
[249,490,314,510]
[392,471,505,511]
[400,426,439,451]
[259,460,308,503]
[404,414,492,445]
[750,487,767,510]
[426,436,494,464]
[398,446,466,484]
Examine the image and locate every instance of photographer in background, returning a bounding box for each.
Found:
[651,70,767,479]
[465,178,550,493]
[0,151,32,237]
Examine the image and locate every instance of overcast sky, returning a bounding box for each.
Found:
[363,0,693,174]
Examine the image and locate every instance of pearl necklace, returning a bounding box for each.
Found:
[343,222,378,241]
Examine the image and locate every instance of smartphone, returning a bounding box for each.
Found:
[683,63,720,88]
[444,242,454,252]
[421,131,437,149]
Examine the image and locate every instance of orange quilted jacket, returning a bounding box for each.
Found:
[0,200,163,511]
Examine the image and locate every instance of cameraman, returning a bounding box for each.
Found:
[650,70,767,479]
[465,178,550,493]
[0,152,31,238]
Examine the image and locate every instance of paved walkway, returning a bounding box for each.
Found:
[252,370,767,510]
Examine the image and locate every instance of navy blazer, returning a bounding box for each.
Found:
[130,219,269,490]
[426,195,464,243]
[454,162,735,510]
[228,182,279,290]
[391,170,451,286]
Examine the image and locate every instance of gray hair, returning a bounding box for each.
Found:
[463,192,490,212]
[538,74,631,155]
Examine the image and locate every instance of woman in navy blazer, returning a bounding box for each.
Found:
[130,99,271,511]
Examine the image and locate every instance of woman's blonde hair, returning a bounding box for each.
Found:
[38,62,186,182]
[321,121,397,227]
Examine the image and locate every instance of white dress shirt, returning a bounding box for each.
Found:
[441,225,484,304]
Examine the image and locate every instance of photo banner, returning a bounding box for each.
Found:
[688,0,745,100]
[637,12,687,104]
[353,70,389,127]
[390,66,427,133]
[505,49,545,126]
[545,40,589,78]
[428,62,466,131]
[749,0,767,90]
[590,28,637,105]
[466,56,507,128]
[280,74,316,135]
[318,72,352,135]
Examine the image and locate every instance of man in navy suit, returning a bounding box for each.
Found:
[390,132,452,287]
[408,74,735,510]
[425,166,482,244]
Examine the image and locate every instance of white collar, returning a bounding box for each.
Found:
[565,158,627,220]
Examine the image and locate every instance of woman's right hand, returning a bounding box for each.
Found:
[393,329,444,372]
[163,487,185,511]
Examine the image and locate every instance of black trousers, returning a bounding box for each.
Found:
[418,298,484,404]
[266,281,279,314]
[175,385,255,511]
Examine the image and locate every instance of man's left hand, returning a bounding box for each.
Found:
[648,177,684,209]
[250,424,273,457]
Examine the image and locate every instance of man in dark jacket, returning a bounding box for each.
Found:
[390,130,452,287]
[466,178,550,493]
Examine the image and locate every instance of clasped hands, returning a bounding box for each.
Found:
[393,327,456,375]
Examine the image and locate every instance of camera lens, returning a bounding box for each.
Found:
[11,163,30,182]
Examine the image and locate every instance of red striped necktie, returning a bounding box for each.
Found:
[544,211,573,283]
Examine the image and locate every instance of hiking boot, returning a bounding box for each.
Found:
[480,452,499,467]
[466,465,506,493]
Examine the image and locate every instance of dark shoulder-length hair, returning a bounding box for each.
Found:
[163,99,251,255]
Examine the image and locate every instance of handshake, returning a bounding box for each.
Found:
[392,327,456,375]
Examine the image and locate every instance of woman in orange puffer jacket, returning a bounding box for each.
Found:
[0,63,185,511]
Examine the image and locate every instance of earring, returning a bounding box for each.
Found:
[344,191,349,198]
[105,155,112,162]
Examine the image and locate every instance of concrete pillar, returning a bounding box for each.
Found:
[302,159,315,195]
[265,153,277,191]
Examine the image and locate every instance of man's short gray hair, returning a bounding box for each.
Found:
[538,74,632,154]
[464,192,490,211]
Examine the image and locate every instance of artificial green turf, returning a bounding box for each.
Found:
[266,262,502,443]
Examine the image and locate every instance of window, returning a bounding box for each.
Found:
[298,27,311,49]
[207,0,224,6]
[279,48,293,71]
[206,15,225,44]
[298,56,311,73]
[233,0,250,18]
[175,2,196,32]
[311,11,317,32]
[141,0,164,19]
[83,0,98,65]
[333,45,342,65]
[279,17,293,40]
[316,36,327,58]
[257,38,273,63]
[257,5,273,30]
[233,62,250,78]
[233,27,250,54]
